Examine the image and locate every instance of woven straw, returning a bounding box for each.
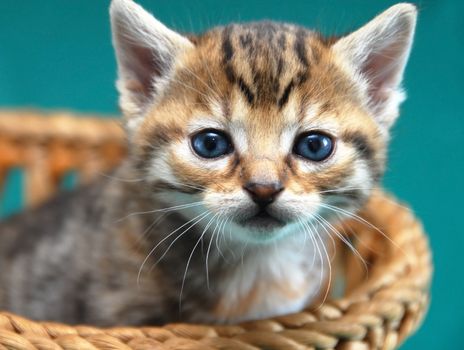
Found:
[0,110,126,207]
[0,110,432,350]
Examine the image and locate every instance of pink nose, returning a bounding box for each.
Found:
[243,182,284,207]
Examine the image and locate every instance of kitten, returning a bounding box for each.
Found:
[0,0,416,326]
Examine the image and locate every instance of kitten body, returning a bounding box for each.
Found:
[0,0,416,326]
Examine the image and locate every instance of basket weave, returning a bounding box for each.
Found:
[0,110,432,350]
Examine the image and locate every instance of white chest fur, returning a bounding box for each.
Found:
[212,234,327,323]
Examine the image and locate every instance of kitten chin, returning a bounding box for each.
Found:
[238,210,286,230]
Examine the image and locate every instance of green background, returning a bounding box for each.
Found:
[0,0,462,348]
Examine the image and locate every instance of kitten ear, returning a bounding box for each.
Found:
[110,0,193,125]
[333,3,417,130]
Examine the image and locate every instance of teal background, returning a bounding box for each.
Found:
[0,0,462,348]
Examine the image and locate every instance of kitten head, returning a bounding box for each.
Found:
[110,0,416,242]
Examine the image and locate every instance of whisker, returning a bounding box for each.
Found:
[240,240,248,268]
[154,177,229,194]
[149,211,213,273]
[317,186,411,212]
[335,214,383,258]
[169,76,214,102]
[222,216,232,257]
[153,179,209,193]
[205,212,223,290]
[179,211,215,312]
[314,213,368,272]
[302,219,324,290]
[137,210,210,286]
[298,218,317,270]
[178,63,221,101]
[319,203,409,259]
[297,218,308,253]
[115,202,204,223]
[98,173,145,183]
[313,226,332,309]
[311,214,337,262]
[133,210,171,248]
[217,216,232,261]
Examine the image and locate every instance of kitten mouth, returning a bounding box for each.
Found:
[239,210,286,229]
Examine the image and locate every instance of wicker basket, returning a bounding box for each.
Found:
[0,110,432,350]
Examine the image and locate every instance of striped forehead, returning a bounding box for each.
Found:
[218,22,323,108]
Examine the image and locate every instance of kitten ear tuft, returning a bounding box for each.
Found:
[333,3,417,131]
[110,0,193,127]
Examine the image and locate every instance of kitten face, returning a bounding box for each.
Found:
[111,1,416,242]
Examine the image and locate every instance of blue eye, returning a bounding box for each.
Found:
[191,129,233,159]
[293,132,334,161]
